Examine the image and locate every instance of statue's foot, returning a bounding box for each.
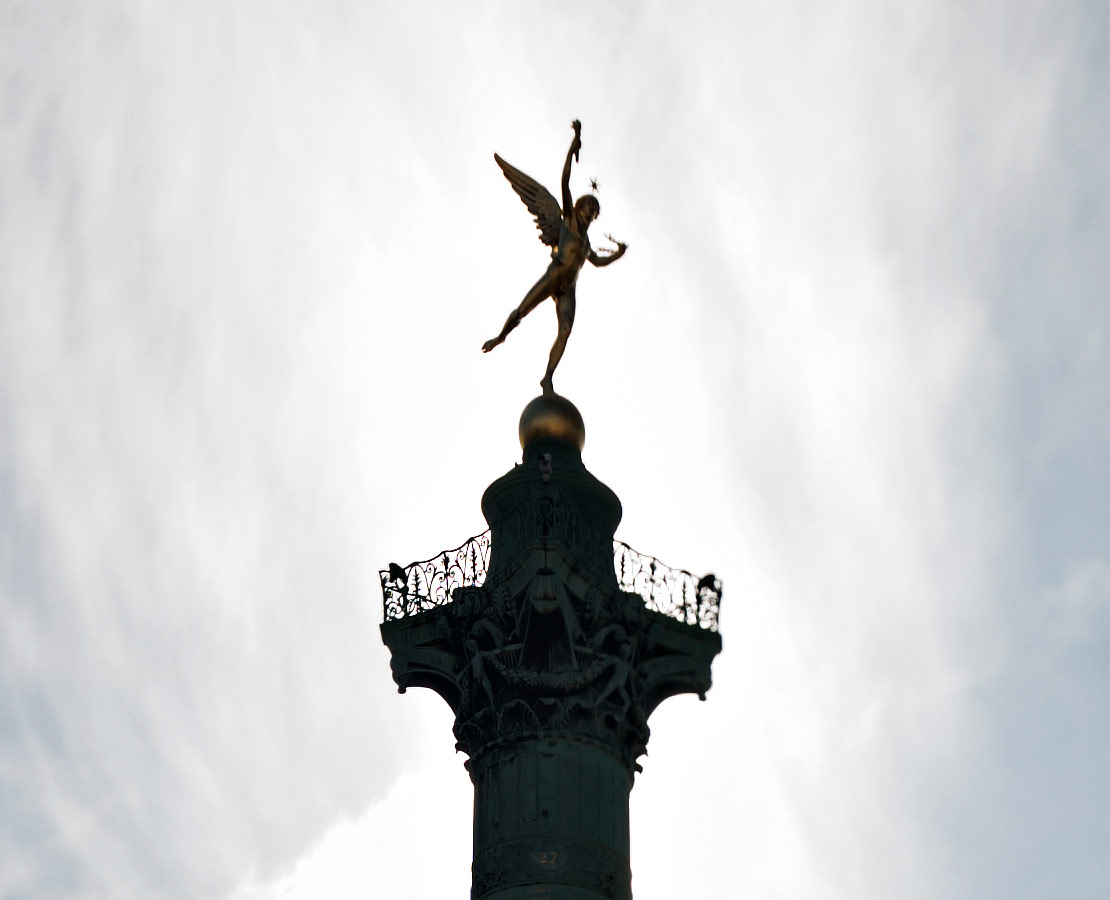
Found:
[482,337,502,353]
[540,376,554,395]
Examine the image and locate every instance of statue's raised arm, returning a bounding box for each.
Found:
[561,119,582,218]
[482,120,628,396]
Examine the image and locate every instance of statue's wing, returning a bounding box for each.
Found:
[494,153,562,248]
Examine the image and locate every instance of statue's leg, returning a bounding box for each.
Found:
[482,268,558,353]
[541,289,576,394]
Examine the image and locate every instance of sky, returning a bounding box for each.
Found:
[1,2,1108,898]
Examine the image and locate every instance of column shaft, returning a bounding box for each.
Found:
[471,738,632,900]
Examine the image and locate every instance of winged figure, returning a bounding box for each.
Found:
[482,120,627,395]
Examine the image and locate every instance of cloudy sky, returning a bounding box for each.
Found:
[2,2,1107,898]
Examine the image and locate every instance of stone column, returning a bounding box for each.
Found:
[380,395,721,899]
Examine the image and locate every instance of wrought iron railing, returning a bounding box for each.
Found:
[380,530,721,632]
[613,541,721,632]
[380,531,492,622]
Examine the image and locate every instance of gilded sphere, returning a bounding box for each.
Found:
[519,394,586,450]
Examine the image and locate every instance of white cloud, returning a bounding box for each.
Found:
[2,2,1107,899]
[229,742,472,900]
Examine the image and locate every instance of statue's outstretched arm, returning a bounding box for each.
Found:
[561,120,582,218]
[589,235,628,267]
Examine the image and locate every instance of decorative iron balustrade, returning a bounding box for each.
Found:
[380,531,492,622]
[613,541,720,632]
[381,531,721,632]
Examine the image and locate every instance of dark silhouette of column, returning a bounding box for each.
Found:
[381,395,721,899]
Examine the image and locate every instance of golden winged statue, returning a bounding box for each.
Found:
[482,120,628,395]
